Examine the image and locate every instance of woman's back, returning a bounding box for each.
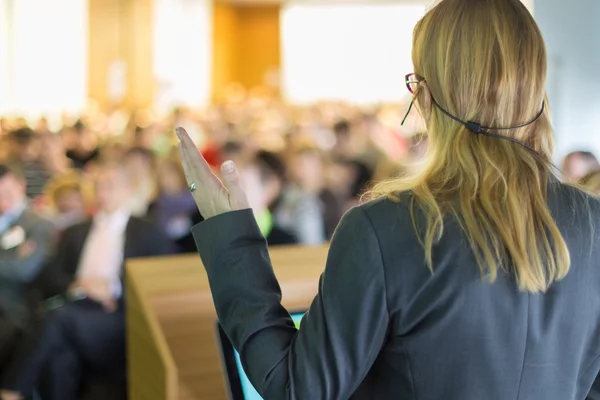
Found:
[354,181,600,399]
[176,0,600,398]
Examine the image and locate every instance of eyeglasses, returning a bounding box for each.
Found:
[405,73,424,94]
[401,73,424,125]
[401,72,542,153]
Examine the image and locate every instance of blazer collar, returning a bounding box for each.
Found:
[123,217,137,259]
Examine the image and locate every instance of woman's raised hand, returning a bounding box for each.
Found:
[176,127,249,219]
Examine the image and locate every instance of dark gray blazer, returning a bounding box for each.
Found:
[0,207,54,326]
[192,180,600,400]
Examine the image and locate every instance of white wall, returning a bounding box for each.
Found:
[521,0,534,13]
[0,1,10,115]
[281,3,426,104]
[535,0,600,159]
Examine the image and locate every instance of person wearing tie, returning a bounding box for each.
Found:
[1,163,172,400]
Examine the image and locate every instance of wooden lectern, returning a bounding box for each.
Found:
[126,245,328,400]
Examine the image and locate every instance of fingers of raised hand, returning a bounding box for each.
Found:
[176,127,216,184]
[176,127,233,218]
[220,161,249,210]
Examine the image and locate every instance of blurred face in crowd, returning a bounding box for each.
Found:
[100,142,126,164]
[124,152,154,181]
[73,127,97,152]
[134,127,154,149]
[93,167,131,214]
[328,161,357,197]
[333,122,353,156]
[157,161,187,195]
[9,138,40,163]
[40,134,64,157]
[54,187,85,215]
[39,134,67,167]
[0,172,26,215]
[240,164,282,213]
[291,150,324,193]
[563,152,600,182]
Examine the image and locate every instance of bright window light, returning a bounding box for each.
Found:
[0,0,87,119]
[281,3,425,104]
[0,1,10,114]
[153,0,212,112]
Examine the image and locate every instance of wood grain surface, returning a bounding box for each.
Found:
[126,245,329,400]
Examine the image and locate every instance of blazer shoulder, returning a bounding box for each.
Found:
[18,208,53,233]
[357,193,414,226]
[548,181,600,221]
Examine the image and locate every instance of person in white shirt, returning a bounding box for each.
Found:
[2,163,171,400]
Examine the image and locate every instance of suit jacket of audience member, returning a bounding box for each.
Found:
[0,207,54,326]
[37,216,172,299]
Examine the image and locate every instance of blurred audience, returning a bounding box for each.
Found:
[39,133,73,177]
[4,91,600,398]
[0,94,433,397]
[2,163,172,400]
[123,147,157,217]
[0,164,54,398]
[42,173,88,232]
[277,145,335,244]
[150,157,201,253]
[5,128,50,199]
[65,121,100,170]
[241,151,297,246]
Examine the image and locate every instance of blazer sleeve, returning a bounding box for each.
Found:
[192,206,390,400]
[0,218,54,282]
[37,225,79,297]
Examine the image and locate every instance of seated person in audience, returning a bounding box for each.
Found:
[132,126,154,150]
[276,145,331,245]
[329,158,373,212]
[331,120,354,160]
[241,151,297,246]
[562,151,600,183]
[220,140,250,170]
[149,157,200,253]
[123,147,157,217]
[2,163,172,400]
[5,128,50,199]
[39,132,73,177]
[97,139,127,165]
[65,121,100,170]
[0,165,54,395]
[42,174,88,232]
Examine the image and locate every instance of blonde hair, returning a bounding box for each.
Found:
[371,0,569,293]
[580,171,600,194]
[44,172,89,211]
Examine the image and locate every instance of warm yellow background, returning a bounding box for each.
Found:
[212,3,280,101]
[88,0,281,109]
